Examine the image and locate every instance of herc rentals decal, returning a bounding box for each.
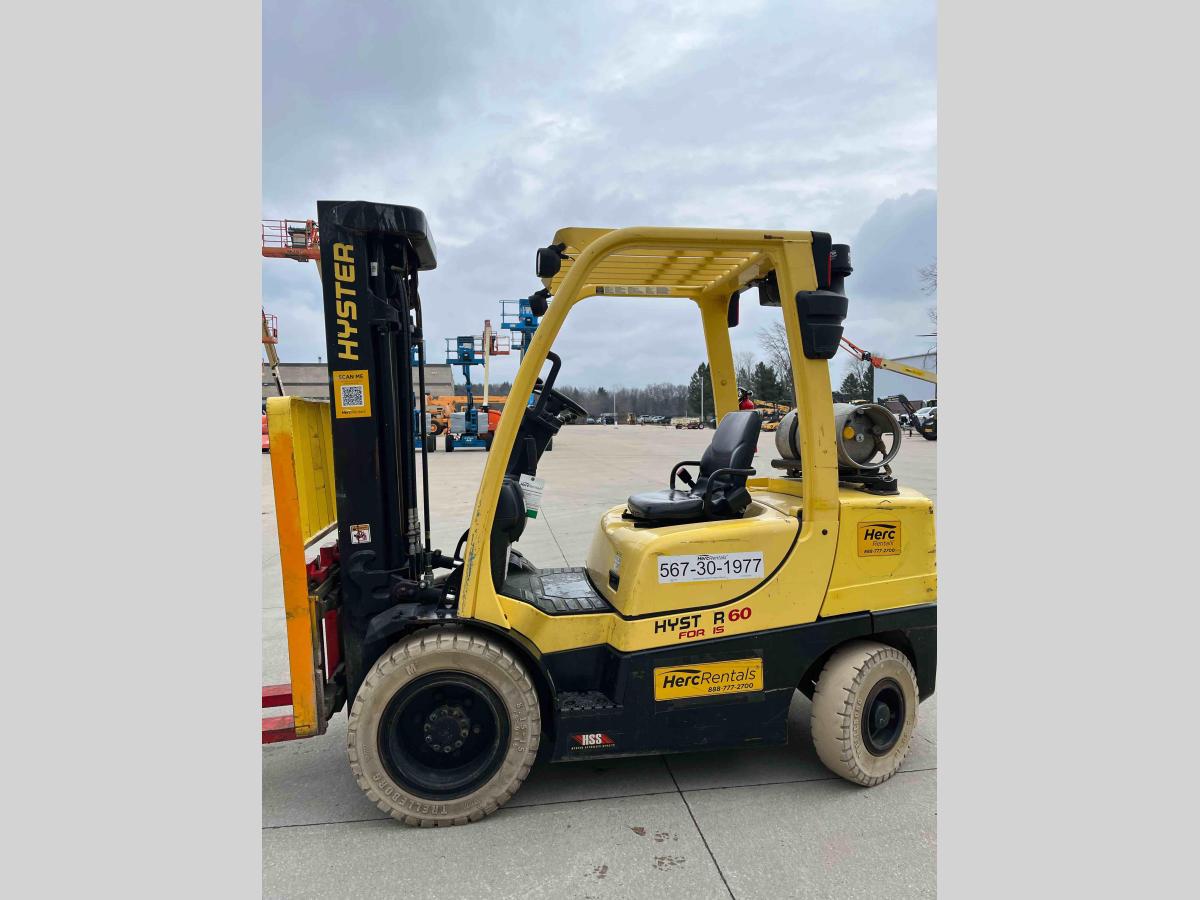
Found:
[857,521,901,557]
[653,659,763,701]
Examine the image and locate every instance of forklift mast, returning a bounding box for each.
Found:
[316,201,438,696]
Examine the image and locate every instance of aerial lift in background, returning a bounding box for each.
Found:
[500,296,542,359]
[261,219,321,400]
[262,310,285,396]
[443,326,511,451]
[839,335,937,386]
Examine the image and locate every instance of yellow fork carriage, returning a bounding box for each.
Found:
[261,202,935,826]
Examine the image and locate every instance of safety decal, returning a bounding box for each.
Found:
[350,523,372,545]
[570,733,616,751]
[654,658,763,700]
[857,521,901,557]
[332,369,371,419]
[657,552,763,583]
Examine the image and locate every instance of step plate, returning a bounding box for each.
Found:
[503,567,614,616]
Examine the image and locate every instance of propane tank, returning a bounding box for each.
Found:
[775,403,902,470]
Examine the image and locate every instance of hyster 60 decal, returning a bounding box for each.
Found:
[654,658,763,700]
[654,606,753,641]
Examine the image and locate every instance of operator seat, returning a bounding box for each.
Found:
[626,410,761,523]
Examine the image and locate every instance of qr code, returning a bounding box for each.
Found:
[340,384,365,408]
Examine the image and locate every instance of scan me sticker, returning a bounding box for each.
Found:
[653,658,763,701]
[332,370,371,419]
[857,521,901,557]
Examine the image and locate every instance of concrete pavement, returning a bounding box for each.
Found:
[262,424,937,898]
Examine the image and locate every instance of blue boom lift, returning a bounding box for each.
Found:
[443,335,490,452]
[500,296,555,450]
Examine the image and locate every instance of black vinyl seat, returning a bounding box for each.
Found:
[626,410,761,523]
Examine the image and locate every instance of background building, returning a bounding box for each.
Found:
[873,350,937,404]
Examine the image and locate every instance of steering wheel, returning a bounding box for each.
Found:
[542,387,588,423]
[531,351,589,426]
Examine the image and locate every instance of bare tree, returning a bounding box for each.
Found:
[757,321,793,389]
[839,358,874,402]
[919,261,937,295]
[734,350,756,388]
[919,260,937,331]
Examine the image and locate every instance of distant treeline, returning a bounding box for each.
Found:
[447,322,875,419]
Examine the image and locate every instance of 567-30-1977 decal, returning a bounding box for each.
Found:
[657,551,763,583]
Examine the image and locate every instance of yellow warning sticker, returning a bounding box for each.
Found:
[332,370,371,419]
[858,521,901,556]
[653,659,763,701]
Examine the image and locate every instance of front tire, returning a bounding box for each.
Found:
[445,434,454,452]
[811,641,918,786]
[347,627,541,826]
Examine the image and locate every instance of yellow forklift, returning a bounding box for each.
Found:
[262,202,936,827]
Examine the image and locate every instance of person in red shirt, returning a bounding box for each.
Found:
[738,387,756,411]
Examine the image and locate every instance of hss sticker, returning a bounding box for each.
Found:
[857,521,900,556]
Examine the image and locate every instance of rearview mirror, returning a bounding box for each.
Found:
[528,288,550,317]
[535,243,567,279]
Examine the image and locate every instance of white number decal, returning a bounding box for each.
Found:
[657,552,764,583]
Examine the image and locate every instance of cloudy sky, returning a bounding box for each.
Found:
[263,0,935,389]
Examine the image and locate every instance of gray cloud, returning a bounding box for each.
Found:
[263,0,935,389]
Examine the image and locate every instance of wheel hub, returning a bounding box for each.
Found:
[425,704,471,753]
[377,672,510,801]
[872,703,892,732]
[861,677,906,757]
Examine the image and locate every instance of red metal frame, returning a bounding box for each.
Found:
[323,610,341,681]
[262,685,297,744]
[488,332,512,356]
[262,684,293,707]
[262,715,298,744]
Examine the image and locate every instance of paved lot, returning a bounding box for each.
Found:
[263,424,937,898]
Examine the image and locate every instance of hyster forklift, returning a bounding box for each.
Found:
[263,201,935,827]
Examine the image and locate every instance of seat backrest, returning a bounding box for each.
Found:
[699,410,761,477]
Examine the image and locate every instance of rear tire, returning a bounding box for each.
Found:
[811,640,918,786]
[347,627,541,826]
[445,434,454,452]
